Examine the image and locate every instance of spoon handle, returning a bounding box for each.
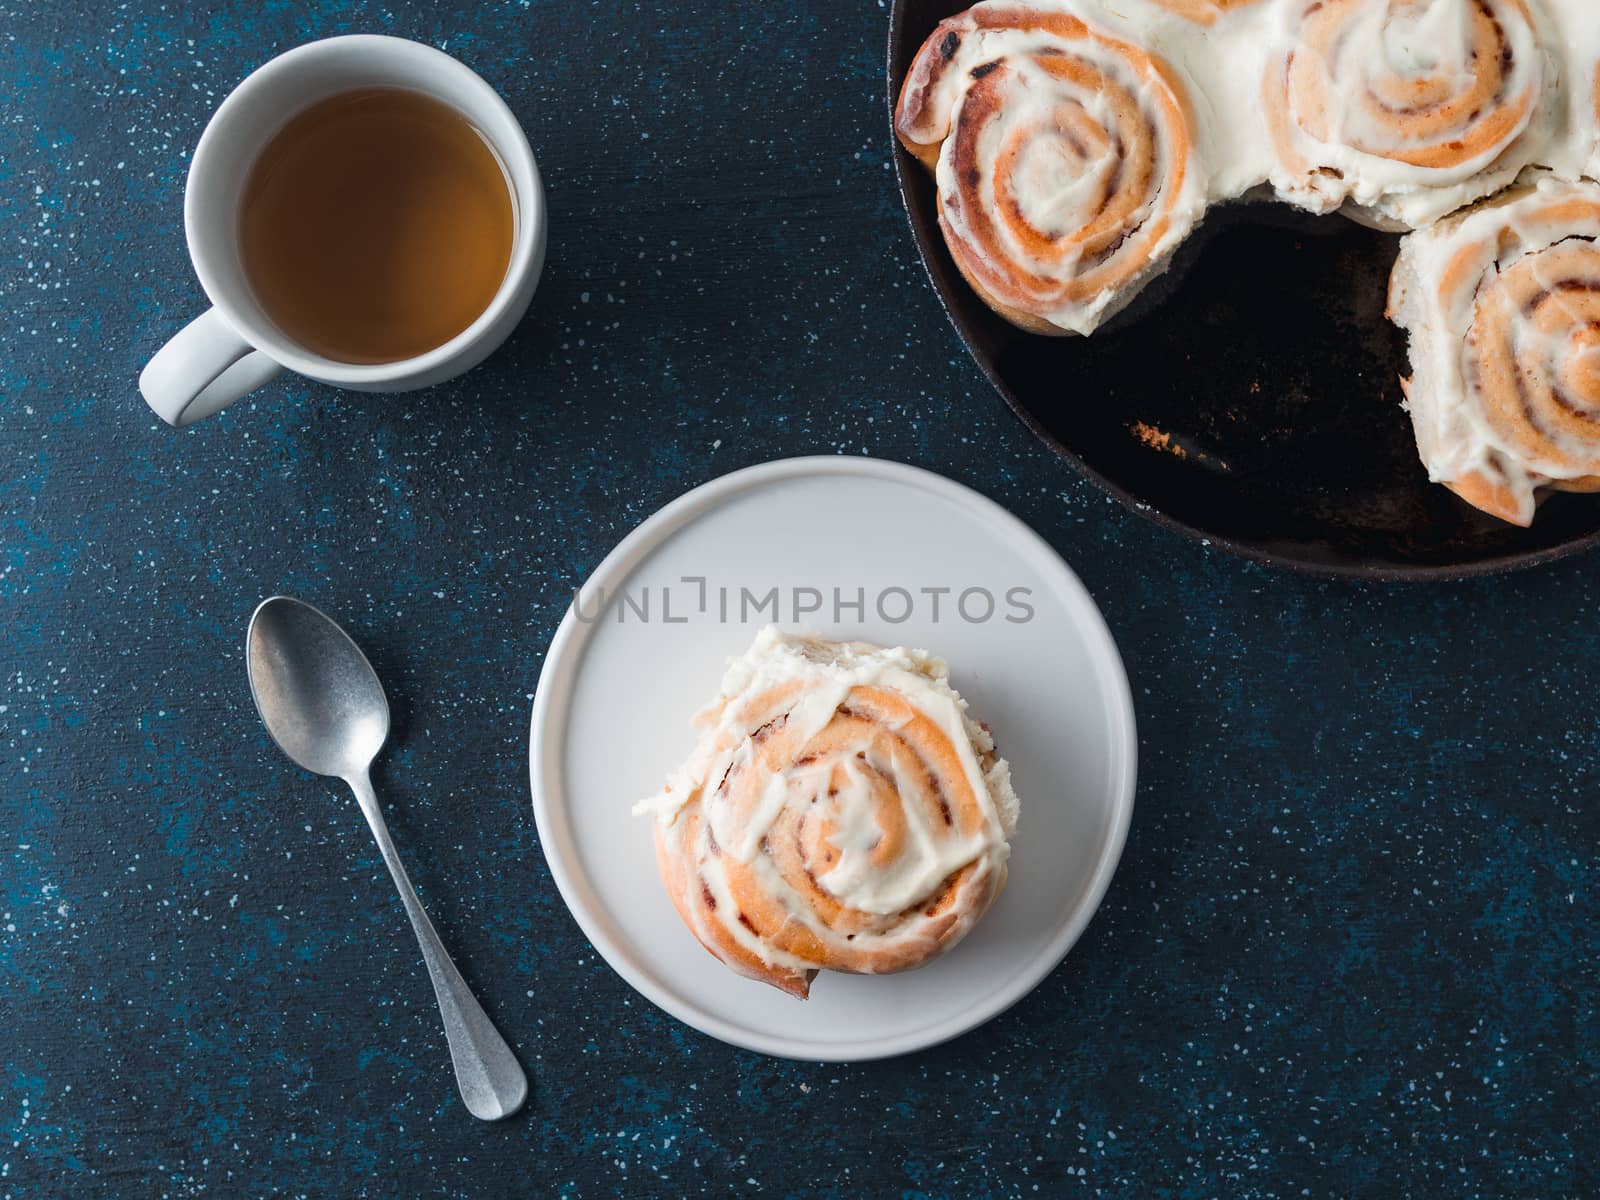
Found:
[347,770,529,1121]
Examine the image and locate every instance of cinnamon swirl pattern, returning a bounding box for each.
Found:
[1264,0,1552,227]
[894,4,1207,335]
[637,628,1019,998]
[1388,177,1600,525]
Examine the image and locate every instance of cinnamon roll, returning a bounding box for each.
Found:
[894,4,1208,335]
[1388,176,1600,525]
[637,628,1019,999]
[1264,0,1553,228]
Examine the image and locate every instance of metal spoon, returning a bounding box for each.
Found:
[245,595,528,1122]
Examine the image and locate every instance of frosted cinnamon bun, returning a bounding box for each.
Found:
[1264,0,1554,228]
[637,627,1019,999]
[1388,176,1600,525]
[894,3,1208,335]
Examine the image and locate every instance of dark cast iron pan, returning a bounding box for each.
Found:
[887,0,1600,579]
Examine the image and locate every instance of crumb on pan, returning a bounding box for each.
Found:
[1131,421,1188,458]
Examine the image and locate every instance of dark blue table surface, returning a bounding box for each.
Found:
[3,2,1596,1196]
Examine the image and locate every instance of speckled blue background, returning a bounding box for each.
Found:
[2,1,1597,1196]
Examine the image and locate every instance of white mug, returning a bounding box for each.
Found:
[139,35,547,427]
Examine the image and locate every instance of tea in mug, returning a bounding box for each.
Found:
[239,87,514,364]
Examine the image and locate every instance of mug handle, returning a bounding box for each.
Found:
[139,308,283,427]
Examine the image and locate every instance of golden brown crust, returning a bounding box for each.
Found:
[1445,472,1534,529]
[655,812,815,998]
[1146,0,1262,24]
[935,195,1072,338]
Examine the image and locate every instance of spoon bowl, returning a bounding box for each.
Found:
[247,596,389,778]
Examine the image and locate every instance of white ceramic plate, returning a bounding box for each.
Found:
[529,457,1136,1060]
